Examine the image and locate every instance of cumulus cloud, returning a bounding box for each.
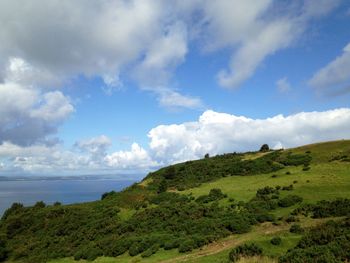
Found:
[276,77,291,93]
[0,138,158,175]
[1,109,350,174]
[0,0,341,101]
[105,143,158,170]
[308,42,350,95]
[0,58,74,146]
[148,109,350,164]
[75,135,112,156]
[0,0,199,109]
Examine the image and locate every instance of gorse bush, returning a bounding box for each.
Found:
[195,188,227,203]
[278,195,303,208]
[229,243,263,262]
[279,219,350,262]
[271,236,282,245]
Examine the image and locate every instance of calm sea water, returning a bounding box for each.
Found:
[0,179,136,216]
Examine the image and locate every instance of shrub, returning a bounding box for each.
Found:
[34,201,46,209]
[302,166,310,171]
[2,203,24,220]
[229,243,263,262]
[141,244,159,258]
[178,239,195,253]
[259,144,270,152]
[101,191,116,200]
[164,239,180,250]
[282,185,293,191]
[270,236,282,245]
[74,246,103,261]
[285,215,298,223]
[278,195,303,208]
[290,224,304,234]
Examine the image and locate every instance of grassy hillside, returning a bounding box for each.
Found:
[1,140,350,263]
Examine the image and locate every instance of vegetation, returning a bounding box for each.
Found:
[1,140,350,262]
[280,219,350,262]
[229,243,263,262]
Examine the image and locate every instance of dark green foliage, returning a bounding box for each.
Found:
[278,153,312,167]
[148,192,190,205]
[330,154,349,162]
[204,153,210,159]
[196,188,227,203]
[293,199,350,218]
[1,203,24,220]
[178,239,195,253]
[285,215,298,223]
[0,235,7,261]
[157,179,168,193]
[74,245,103,261]
[101,190,116,200]
[279,219,350,263]
[259,144,270,152]
[278,195,303,208]
[310,198,350,218]
[290,224,304,234]
[229,243,263,262]
[271,236,282,245]
[53,202,61,206]
[302,166,310,171]
[141,244,159,257]
[146,150,285,190]
[34,201,46,209]
[282,185,293,191]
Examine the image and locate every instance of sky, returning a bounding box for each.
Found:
[0,0,350,176]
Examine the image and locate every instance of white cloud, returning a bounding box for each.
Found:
[75,135,112,156]
[197,0,341,89]
[276,77,291,93]
[0,138,158,175]
[1,109,350,175]
[308,42,350,94]
[148,109,350,164]
[105,143,158,170]
[157,89,203,110]
[0,0,200,109]
[0,58,74,146]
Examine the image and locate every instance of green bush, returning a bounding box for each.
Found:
[229,243,263,262]
[278,195,303,208]
[178,239,195,253]
[270,236,282,245]
[290,224,304,234]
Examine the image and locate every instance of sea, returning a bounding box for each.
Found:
[0,177,138,216]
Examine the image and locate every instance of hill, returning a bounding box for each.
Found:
[1,140,350,263]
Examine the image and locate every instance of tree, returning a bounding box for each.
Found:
[204,153,210,159]
[157,179,167,193]
[259,144,270,152]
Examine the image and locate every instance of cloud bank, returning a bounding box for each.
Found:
[1,109,349,175]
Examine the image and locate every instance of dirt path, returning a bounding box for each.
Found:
[160,218,335,263]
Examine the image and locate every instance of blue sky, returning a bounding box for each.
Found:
[0,0,350,175]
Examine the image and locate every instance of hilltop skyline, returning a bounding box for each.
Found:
[0,0,350,175]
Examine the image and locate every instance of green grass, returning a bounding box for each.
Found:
[178,162,350,205]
